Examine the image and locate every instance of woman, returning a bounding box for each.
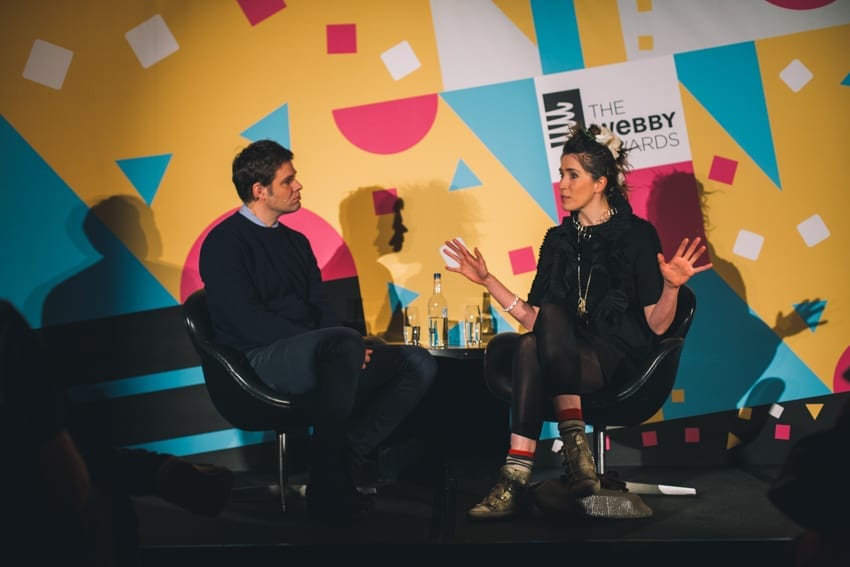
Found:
[442,124,712,519]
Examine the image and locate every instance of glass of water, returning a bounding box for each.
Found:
[464,304,481,347]
[403,306,421,346]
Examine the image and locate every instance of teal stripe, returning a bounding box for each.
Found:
[532,0,583,74]
[124,428,276,457]
[67,366,206,403]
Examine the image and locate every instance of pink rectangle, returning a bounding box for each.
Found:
[237,0,286,26]
[684,427,700,443]
[327,23,357,54]
[371,188,398,215]
[641,430,658,447]
[775,423,791,441]
[708,155,738,185]
[508,246,536,275]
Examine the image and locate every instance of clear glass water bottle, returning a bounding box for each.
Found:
[427,272,448,348]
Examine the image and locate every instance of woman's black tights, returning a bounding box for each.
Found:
[510,303,602,439]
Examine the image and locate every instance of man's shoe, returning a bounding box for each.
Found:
[467,465,530,520]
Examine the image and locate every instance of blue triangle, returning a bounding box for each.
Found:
[442,79,558,221]
[793,299,827,333]
[116,154,172,205]
[450,159,482,191]
[2,115,97,326]
[665,270,827,420]
[448,321,462,346]
[387,283,419,312]
[675,42,781,189]
[241,103,291,148]
[490,308,517,334]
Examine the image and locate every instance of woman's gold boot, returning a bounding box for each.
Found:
[560,426,601,497]
[467,465,530,520]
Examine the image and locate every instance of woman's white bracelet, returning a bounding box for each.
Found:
[503,293,520,313]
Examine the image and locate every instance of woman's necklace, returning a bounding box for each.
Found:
[573,207,616,317]
[573,207,617,239]
[577,249,592,318]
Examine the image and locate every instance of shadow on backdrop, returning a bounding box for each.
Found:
[646,172,828,463]
[41,194,179,328]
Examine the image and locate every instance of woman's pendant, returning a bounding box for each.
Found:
[577,297,587,317]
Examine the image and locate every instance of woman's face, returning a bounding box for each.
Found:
[558,153,603,213]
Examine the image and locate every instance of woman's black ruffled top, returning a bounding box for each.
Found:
[527,192,665,379]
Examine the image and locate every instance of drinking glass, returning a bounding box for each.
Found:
[403,306,421,346]
[464,304,481,347]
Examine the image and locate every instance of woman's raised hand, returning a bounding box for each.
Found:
[657,236,713,288]
[443,238,489,285]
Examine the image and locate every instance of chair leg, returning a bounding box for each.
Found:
[592,425,696,495]
[594,426,606,476]
[278,432,287,512]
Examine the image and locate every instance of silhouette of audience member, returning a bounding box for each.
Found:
[768,387,850,567]
[1,299,233,566]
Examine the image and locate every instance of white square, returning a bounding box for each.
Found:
[768,403,784,419]
[380,40,420,81]
[23,39,73,90]
[797,213,830,247]
[779,59,812,93]
[732,229,764,261]
[125,14,179,69]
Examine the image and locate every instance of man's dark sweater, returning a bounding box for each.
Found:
[199,212,340,353]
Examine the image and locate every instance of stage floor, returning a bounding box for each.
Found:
[135,463,805,567]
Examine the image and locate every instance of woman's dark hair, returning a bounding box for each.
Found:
[561,124,631,199]
[231,140,294,203]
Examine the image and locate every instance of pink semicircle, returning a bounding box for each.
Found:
[332,94,438,154]
[765,0,835,9]
[180,207,358,302]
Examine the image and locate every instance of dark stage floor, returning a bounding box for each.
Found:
[135,463,805,567]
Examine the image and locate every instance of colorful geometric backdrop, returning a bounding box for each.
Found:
[2,0,848,458]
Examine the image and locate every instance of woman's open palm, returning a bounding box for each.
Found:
[657,236,713,288]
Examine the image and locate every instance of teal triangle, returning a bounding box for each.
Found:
[387,283,419,312]
[842,73,850,87]
[441,80,558,221]
[241,103,291,148]
[675,42,781,188]
[450,159,482,191]
[489,308,517,335]
[448,322,462,346]
[116,154,172,205]
[793,299,827,333]
[2,115,97,326]
[664,270,827,420]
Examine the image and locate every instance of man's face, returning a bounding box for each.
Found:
[262,161,303,215]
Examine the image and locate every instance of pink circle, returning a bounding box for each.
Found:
[180,207,357,302]
[834,344,850,392]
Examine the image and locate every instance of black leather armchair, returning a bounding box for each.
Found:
[182,288,317,512]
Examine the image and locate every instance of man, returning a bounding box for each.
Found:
[199,140,437,522]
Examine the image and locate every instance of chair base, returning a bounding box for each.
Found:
[533,486,654,520]
[623,481,697,496]
[574,489,654,519]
